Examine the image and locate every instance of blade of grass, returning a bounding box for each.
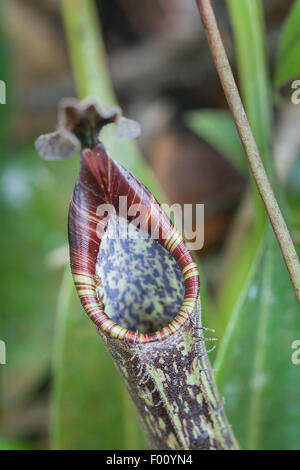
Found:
[213,0,273,324]
[274,0,300,87]
[227,0,272,171]
[217,0,275,323]
[61,0,115,105]
[227,0,274,233]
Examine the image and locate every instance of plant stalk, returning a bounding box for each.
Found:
[61,0,116,105]
[196,0,300,302]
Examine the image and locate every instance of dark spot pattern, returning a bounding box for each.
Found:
[95,215,185,333]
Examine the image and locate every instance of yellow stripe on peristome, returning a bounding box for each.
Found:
[84,306,95,315]
[88,310,100,320]
[182,299,195,306]
[169,235,182,254]
[155,331,162,341]
[101,318,115,331]
[138,333,146,344]
[165,228,181,251]
[73,273,95,285]
[116,328,127,340]
[183,269,199,281]
[163,231,174,250]
[165,230,175,249]
[179,307,190,316]
[110,325,125,339]
[77,288,95,296]
[168,322,178,334]
[85,303,99,313]
[181,262,198,275]
[161,324,175,338]
[166,229,180,249]
[179,310,189,320]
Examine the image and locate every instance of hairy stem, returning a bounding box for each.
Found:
[196,0,300,302]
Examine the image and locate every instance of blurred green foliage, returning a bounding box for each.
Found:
[215,224,300,449]
[0,144,77,416]
[0,440,34,450]
[286,155,300,230]
[274,0,300,86]
[186,109,247,174]
[51,269,146,449]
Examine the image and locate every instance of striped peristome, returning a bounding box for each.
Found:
[69,143,200,344]
[36,98,239,450]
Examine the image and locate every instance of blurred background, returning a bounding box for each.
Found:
[0,0,299,450]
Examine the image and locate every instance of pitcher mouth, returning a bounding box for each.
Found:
[74,223,199,344]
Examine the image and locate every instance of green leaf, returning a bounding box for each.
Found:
[218,0,271,334]
[0,440,34,450]
[0,2,10,139]
[218,0,275,326]
[215,224,300,449]
[216,2,300,449]
[51,268,146,449]
[186,109,247,174]
[274,0,300,86]
[285,154,300,230]
[227,0,272,231]
[227,0,272,167]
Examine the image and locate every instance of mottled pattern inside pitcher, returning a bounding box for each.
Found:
[95,214,185,333]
